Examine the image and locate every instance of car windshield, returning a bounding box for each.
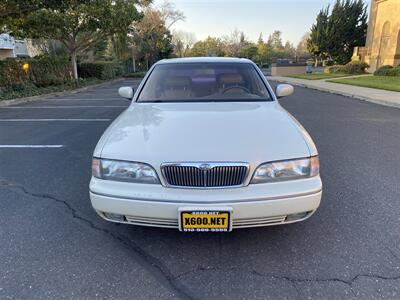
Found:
[137,63,272,102]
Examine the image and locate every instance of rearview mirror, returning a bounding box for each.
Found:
[118,87,134,100]
[276,84,294,98]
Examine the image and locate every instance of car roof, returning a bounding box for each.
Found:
[156,57,253,65]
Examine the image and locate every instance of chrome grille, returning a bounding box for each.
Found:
[125,215,178,228]
[161,163,249,188]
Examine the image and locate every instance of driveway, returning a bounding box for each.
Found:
[0,79,399,299]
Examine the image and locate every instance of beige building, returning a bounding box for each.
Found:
[356,0,400,72]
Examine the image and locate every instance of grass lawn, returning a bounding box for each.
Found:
[286,73,351,80]
[327,76,400,92]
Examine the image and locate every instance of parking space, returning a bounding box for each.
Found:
[0,79,138,146]
[0,79,400,299]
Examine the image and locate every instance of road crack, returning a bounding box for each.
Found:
[176,264,400,288]
[253,270,400,287]
[0,179,195,300]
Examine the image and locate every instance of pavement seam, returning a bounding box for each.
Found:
[0,179,195,300]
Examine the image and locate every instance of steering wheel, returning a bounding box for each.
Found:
[221,85,251,94]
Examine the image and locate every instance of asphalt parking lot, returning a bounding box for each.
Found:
[1,78,400,299]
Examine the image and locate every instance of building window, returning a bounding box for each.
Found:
[382,21,391,38]
[377,21,391,67]
[396,30,400,58]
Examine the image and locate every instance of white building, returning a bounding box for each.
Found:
[0,33,32,59]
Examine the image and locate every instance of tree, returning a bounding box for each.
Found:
[131,7,173,68]
[189,37,225,57]
[158,0,185,29]
[0,0,62,29]
[222,29,247,57]
[326,0,367,64]
[307,7,329,66]
[296,32,311,60]
[283,41,296,59]
[256,39,269,66]
[267,30,283,51]
[172,30,196,57]
[257,33,264,44]
[147,1,185,60]
[1,0,144,79]
[239,43,258,61]
[308,0,367,65]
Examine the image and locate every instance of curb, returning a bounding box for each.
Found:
[268,77,400,109]
[0,78,125,107]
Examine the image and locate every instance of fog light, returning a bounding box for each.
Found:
[286,211,310,221]
[103,212,125,222]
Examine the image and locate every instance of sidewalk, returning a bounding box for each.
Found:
[267,75,400,109]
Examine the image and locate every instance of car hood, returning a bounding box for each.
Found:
[97,102,311,169]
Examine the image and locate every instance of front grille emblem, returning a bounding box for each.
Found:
[199,163,212,171]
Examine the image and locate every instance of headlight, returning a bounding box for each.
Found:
[251,156,319,184]
[92,158,159,184]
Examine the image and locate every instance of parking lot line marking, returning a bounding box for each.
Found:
[0,118,111,122]
[0,106,128,109]
[0,145,64,148]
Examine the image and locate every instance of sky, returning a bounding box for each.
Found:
[154,0,371,45]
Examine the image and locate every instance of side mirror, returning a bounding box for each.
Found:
[118,87,134,100]
[276,84,294,98]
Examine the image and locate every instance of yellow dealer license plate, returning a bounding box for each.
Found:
[179,208,232,232]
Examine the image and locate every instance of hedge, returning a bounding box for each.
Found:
[28,56,72,86]
[325,61,369,75]
[0,57,72,91]
[0,59,27,90]
[374,65,400,76]
[78,61,123,80]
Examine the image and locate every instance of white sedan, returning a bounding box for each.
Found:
[90,57,322,232]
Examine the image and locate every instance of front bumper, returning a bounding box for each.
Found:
[89,176,322,229]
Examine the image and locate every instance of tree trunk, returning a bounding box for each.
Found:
[314,57,318,68]
[132,48,136,73]
[111,35,117,59]
[71,51,78,79]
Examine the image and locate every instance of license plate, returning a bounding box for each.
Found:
[179,207,232,232]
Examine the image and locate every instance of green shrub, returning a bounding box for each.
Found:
[324,65,347,74]
[344,61,369,74]
[389,66,400,76]
[325,61,369,74]
[78,61,122,79]
[0,59,29,90]
[374,65,393,76]
[374,65,400,76]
